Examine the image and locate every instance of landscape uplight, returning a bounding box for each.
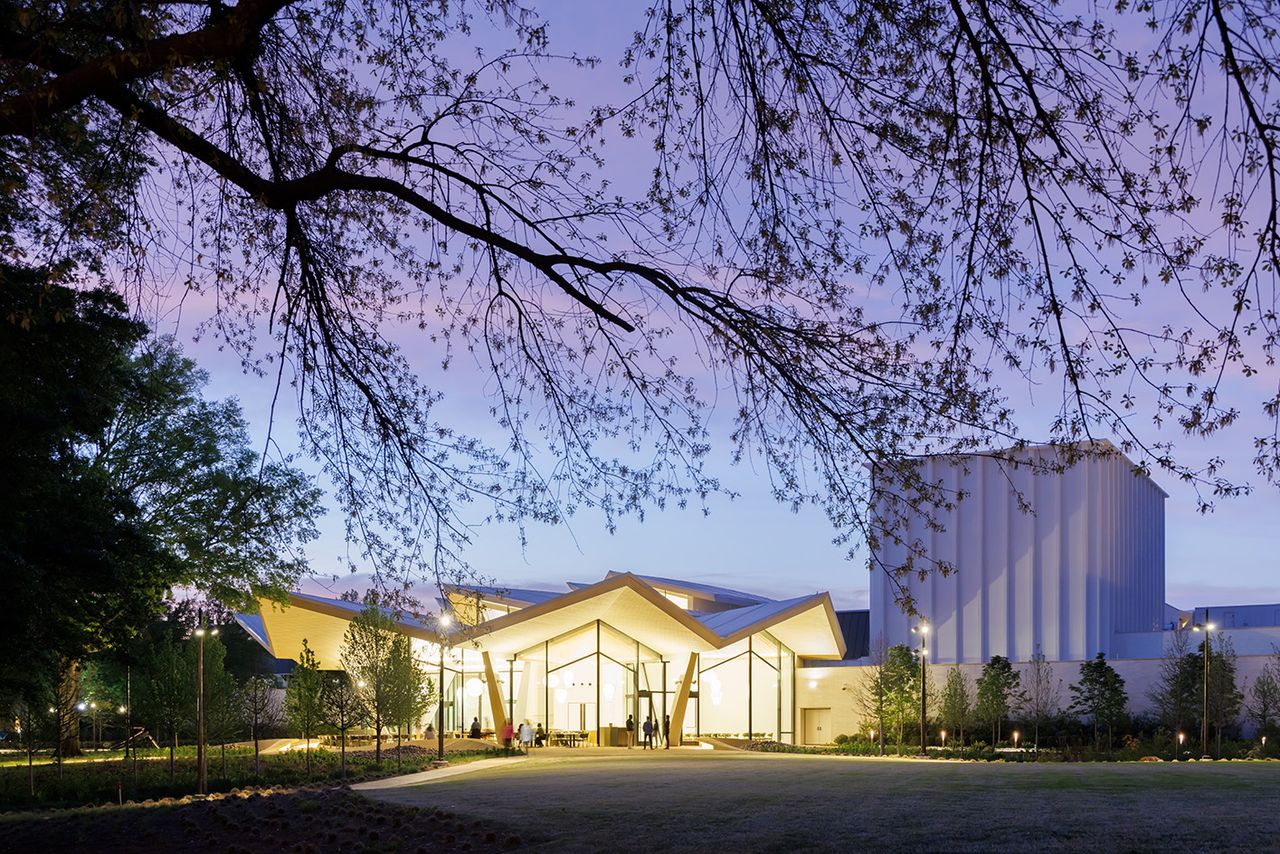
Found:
[941,729,947,749]
[1013,731,1020,749]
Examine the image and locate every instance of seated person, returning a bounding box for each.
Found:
[468,716,483,739]
[534,723,546,747]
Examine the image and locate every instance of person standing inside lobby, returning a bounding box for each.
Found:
[625,714,635,749]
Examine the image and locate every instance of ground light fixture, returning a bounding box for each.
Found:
[1192,612,1216,760]
[1013,731,1020,750]
[1177,731,1185,761]
[911,622,929,755]
[941,730,947,750]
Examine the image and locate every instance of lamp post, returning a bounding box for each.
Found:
[1192,611,1216,760]
[194,610,219,795]
[911,622,929,755]
[89,701,99,751]
[436,612,453,763]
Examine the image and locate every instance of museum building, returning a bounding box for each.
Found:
[241,442,1280,745]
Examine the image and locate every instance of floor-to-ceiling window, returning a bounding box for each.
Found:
[694,632,796,742]
[512,620,663,744]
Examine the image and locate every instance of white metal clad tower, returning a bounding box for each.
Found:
[868,442,1166,664]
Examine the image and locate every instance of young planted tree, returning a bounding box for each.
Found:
[976,656,1023,746]
[195,634,241,780]
[1068,653,1128,752]
[881,644,919,754]
[385,635,435,771]
[1206,636,1244,758]
[938,667,973,747]
[1245,665,1280,739]
[322,672,366,781]
[1022,647,1062,753]
[240,675,280,776]
[284,641,325,777]
[852,636,889,755]
[137,635,192,779]
[341,597,400,764]
[1149,628,1198,740]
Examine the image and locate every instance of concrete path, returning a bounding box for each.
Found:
[351,755,528,790]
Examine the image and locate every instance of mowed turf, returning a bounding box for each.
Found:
[359,750,1280,852]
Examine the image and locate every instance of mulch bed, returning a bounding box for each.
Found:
[0,784,524,852]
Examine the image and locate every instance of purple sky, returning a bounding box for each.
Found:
[159,2,1279,611]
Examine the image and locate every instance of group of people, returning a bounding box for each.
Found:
[467,713,675,751]
[624,713,670,749]
[491,718,547,753]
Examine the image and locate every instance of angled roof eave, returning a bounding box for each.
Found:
[469,572,727,649]
[716,592,847,659]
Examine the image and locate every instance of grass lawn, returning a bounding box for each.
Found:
[359,751,1280,852]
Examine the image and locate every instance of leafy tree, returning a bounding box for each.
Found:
[136,635,192,779]
[321,672,366,781]
[1245,665,1280,739]
[881,644,919,754]
[7,0,1280,605]
[341,596,402,765]
[1,269,320,753]
[284,640,325,777]
[1022,647,1061,752]
[194,633,241,779]
[240,675,280,777]
[938,667,973,747]
[852,636,888,755]
[1149,628,1198,739]
[1068,653,1128,751]
[385,634,434,771]
[0,267,173,714]
[87,338,324,611]
[976,656,1023,745]
[1206,635,1244,758]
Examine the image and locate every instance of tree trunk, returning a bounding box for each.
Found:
[170,730,176,780]
[220,742,226,779]
[340,728,346,780]
[253,728,260,776]
[305,730,311,777]
[374,713,382,764]
[57,661,83,758]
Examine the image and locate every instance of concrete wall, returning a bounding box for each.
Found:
[870,447,1166,664]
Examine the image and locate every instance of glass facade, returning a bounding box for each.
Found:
[413,621,799,744]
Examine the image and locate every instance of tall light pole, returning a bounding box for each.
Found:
[436,612,453,763]
[195,611,219,795]
[911,622,929,755]
[1192,610,1216,760]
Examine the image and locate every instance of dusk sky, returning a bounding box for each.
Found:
[159,1,1279,613]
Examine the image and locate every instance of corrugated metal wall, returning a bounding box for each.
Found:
[869,446,1166,664]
